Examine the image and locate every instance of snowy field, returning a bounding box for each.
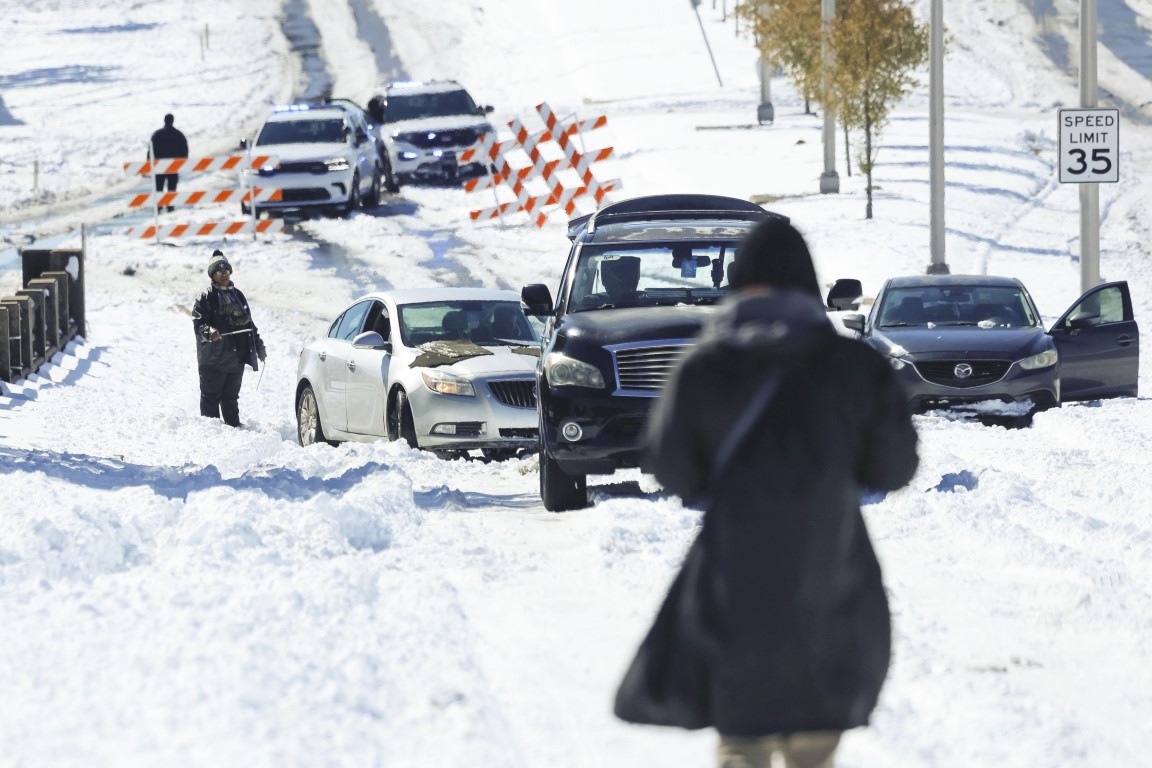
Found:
[1,0,1151,766]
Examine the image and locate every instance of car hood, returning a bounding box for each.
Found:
[257,143,349,162]
[872,325,1046,358]
[557,305,717,346]
[385,116,490,135]
[409,341,539,374]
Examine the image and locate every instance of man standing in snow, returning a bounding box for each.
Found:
[149,113,188,212]
[192,250,266,428]
[614,218,919,768]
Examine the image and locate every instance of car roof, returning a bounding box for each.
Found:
[355,287,521,306]
[571,193,786,244]
[381,80,467,95]
[885,274,1026,289]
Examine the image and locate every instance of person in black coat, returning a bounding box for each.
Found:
[614,218,919,768]
[192,250,266,428]
[149,113,189,210]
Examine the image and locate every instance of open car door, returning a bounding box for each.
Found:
[1049,281,1139,402]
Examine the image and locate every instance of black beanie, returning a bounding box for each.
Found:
[728,217,821,297]
[207,250,231,276]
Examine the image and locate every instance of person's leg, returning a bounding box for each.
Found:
[780,731,841,768]
[199,367,224,419]
[717,734,779,768]
[219,369,244,427]
[154,173,165,193]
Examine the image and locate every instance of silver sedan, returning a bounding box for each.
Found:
[295,288,540,458]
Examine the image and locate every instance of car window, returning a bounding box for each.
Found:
[363,300,391,340]
[1069,285,1125,325]
[398,300,538,346]
[385,90,478,122]
[569,244,735,311]
[878,286,1037,328]
[256,118,347,145]
[334,301,372,341]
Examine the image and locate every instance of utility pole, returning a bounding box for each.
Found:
[926,0,949,274]
[1079,0,1101,291]
[819,0,839,193]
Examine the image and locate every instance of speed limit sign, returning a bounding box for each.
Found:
[1059,108,1119,183]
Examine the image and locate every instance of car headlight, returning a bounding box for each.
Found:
[545,353,606,388]
[421,370,475,397]
[398,151,419,160]
[1018,349,1058,370]
[888,355,907,371]
[325,157,351,172]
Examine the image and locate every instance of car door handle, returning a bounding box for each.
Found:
[318,351,327,362]
[1116,335,1135,347]
[347,360,357,371]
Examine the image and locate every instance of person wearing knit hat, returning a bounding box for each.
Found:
[191,249,266,427]
[615,216,919,768]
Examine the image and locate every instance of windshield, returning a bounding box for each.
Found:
[398,300,539,347]
[386,90,477,122]
[256,118,346,146]
[877,285,1039,328]
[567,243,738,311]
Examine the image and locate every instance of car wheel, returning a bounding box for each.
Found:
[363,167,382,208]
[343,172,360,216]
[297,385,336,447]
[539,450,588,511]
[389,388,418,448]
[382,158,400,193]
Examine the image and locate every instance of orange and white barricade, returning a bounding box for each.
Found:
[125,219,284,239]
[465,102,620,227]
[121,151,285,242]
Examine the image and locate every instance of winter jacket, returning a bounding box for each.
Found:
[149,125,188,160]
[615,289,919,736]
[192,283,266,372]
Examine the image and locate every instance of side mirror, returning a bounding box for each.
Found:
[521,284,554,316]
[827,278,863,311]
[481,105,494,114]
[356,131,369,146]
[239,138,249,150]
[353,331,390,351]
[1067,310,1101,330]
[840,313,865,332]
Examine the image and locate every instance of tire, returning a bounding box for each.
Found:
[382,158,400,193]
[540,450,588,511]
[363,167,382,208]
[297,385,336,447]
[389,389,418,448]
[343,172,360,216]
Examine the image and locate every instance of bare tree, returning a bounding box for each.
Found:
[828,0,929,218]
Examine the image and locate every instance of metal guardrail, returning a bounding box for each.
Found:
[1,247,85,385]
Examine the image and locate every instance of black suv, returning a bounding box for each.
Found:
[521,194,788,511]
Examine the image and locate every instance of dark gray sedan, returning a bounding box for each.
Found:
[833,275,1139,412]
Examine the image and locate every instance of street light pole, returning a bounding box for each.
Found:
[1079,0,1101,291]
[926,0,949,274]
[757,3,774,125]
[819,0,839,193]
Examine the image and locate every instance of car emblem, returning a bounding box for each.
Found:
[953,362,974,379]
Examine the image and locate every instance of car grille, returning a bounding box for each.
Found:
[488,379,536,408]
[499,428,538,439]
[915,359,1011,387]
[400,128,482,149]
[279,188,332,202]
[613,343,692,392]
[605,415,647,438]
[260,161,329,175]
